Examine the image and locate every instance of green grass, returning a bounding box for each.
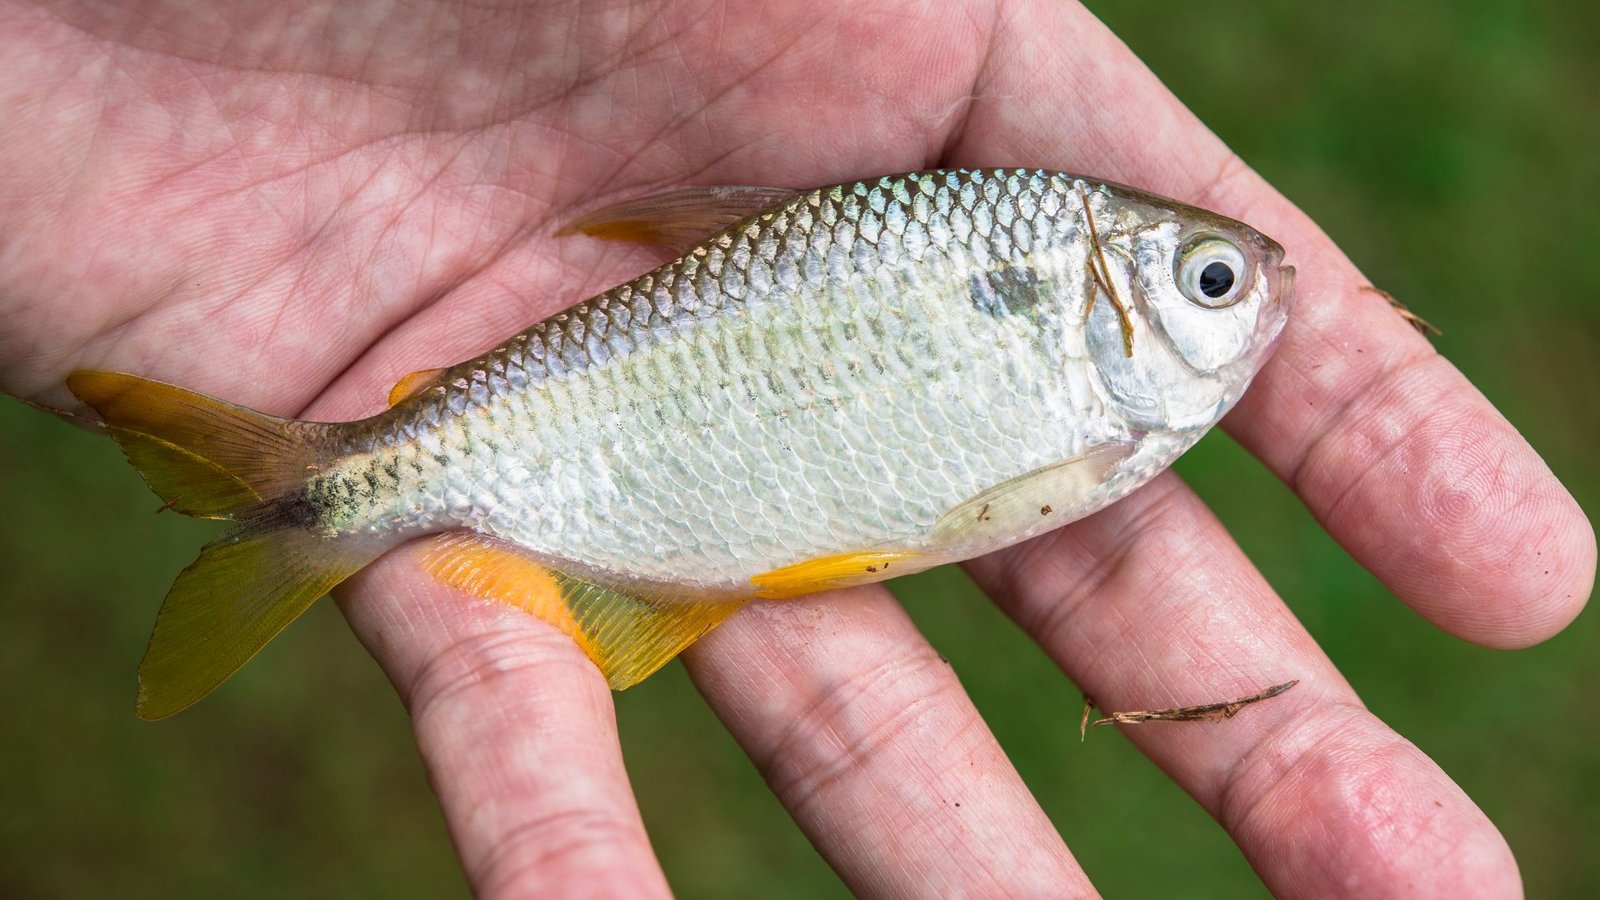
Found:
[2,2,1597,896]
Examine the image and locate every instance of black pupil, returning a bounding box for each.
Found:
[1198,261,1235,299]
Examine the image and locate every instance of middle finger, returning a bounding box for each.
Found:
[684,586,1095,897]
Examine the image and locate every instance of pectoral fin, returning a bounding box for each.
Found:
[932,441,1138,543]
[557,185,799,254]
[418,532,747,690]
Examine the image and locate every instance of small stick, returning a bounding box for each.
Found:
[1077,183,1135,357]
[1362,285,1440,336]
[1080,680,1300,741]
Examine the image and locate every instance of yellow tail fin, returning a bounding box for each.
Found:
[68,370,377,718]
[67,370,323,519]
[135,520,373,718]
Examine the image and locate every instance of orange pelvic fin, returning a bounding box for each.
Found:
[750,550,926,600]
[387,367,447,407]
[418,532,748,690]
[557,185,798,255]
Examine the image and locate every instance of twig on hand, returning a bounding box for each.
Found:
[1080,680,1300,742]
[1362,285,1440,336]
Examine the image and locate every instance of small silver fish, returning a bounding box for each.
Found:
[69,168,1293,718]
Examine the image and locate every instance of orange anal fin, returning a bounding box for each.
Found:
[418,532,596,658]
[418,532,748,690]
[751,551,927,600]
[387,367,447,407]
[557,185,799,255]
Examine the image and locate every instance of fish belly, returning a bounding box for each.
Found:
[447,288,1116,589]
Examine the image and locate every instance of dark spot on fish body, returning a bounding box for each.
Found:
[1041,505,1053,515]
[969,263,1044,320]
[304,473,366,521]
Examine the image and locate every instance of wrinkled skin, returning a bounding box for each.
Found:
[0,2,1593,897]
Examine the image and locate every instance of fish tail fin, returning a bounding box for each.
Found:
[66,370,326,519]
[67,370,379,718]
[133,516,377,719]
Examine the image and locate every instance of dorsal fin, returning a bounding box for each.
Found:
[387,367,447,407]
[557,185,799,255]
[418,532,748,689]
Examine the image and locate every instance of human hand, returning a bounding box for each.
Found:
[1,1,1592,896]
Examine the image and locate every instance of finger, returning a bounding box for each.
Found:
[338,542,672,900]
[943,1,1593,646]
[966,474,1521,900]
[682,587,1096,898]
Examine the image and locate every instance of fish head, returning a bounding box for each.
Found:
[1081,186,1295,432]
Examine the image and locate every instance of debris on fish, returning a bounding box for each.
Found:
[67,168,1295,718]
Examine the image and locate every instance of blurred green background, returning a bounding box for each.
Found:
[3,2,1597,897]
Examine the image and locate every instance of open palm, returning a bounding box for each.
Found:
[2,1,1592,896]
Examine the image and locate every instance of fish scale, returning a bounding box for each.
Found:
[328,171,1137,586]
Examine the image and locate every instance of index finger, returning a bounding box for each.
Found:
[944,1,1593,645]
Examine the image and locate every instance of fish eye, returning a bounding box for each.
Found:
[1176,236,1250,308]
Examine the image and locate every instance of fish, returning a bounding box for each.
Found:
[66,168,1294,719]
